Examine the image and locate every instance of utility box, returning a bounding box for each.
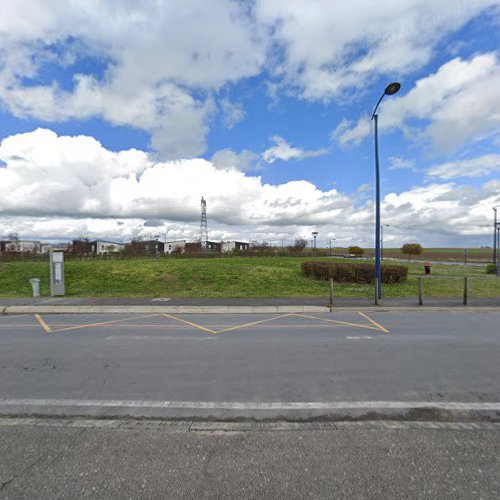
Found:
[50,251,65,296]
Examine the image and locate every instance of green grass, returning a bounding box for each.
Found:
[0,256,499,298]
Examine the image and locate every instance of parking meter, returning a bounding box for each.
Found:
[50,251,65,296]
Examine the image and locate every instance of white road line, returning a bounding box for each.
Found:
[1,399,500,411]
[104,335,217,340]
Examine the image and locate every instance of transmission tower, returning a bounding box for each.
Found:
[199,196,208,250]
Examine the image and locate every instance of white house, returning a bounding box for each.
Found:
[93,240,124,254]
[5,240,42,253]
[165,240,187,254]
[222,241,250,253]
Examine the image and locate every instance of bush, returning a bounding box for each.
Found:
[486,263,497,274]
[301,261,408,284]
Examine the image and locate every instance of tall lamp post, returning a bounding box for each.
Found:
[494,207,499,266]
[312,232,318,262]
[329,238,336,257]
[372,82,401,299]
[381,224,390,261]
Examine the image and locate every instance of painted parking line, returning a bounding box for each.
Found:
[34,313,52,333]
[215,314,295,334]
[291,313,386,333]
[31,312,389,336]
[357,312,390,333]
[161,313,217,334]
[44,314,163,333]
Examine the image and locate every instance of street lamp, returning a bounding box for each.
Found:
[493,207,499,266]
[372,82,401,299]
[381,225,390,261]
[312,232,318,261]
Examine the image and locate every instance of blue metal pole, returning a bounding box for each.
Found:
[374,113,382,299]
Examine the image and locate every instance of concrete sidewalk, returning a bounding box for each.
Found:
[0,295,498,314]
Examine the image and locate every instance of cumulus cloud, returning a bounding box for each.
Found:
[219,99,246,129]
[332,52,500,153]
[262,136,328,163]
[210,149,259,172]
[255,0,500,100]
[1,1,498,160]
[427,154,500,179]
[0,129,498,247]
[0,0,265,159]
[331,117,371,147]
[389,157,417,172]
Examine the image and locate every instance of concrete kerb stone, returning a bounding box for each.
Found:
[2,304,500,315]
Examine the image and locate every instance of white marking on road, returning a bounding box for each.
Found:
[346,336,373,340]
[1,399,500,412]
[104,335,217,341]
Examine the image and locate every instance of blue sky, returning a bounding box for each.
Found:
[0,0,499,247]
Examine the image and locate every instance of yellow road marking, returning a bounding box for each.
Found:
[358,312,390,333]
[34,314,52,333]
[215,314,295,334]
[2,314,34,319]
[161,313,217,334]
[291,313,382,332]
[52,314,162,333]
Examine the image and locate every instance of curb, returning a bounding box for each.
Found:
[0,417,499,432]
[2,305,500,314]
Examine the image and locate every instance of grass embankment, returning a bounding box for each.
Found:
[0,257,498,298]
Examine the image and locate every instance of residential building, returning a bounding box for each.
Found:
[222,241,250,253]
[165,240,187,254]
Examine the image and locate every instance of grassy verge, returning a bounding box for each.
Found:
[0,256,499,298]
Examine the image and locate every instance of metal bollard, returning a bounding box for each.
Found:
[329,278,334,312]
[463,277,468,305]
[418,276,423,306]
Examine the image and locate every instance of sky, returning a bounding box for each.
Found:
[0,0,500,248]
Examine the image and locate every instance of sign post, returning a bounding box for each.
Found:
[50,251,65,296]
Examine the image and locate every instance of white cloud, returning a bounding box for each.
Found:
[210,148,259,172]
[262,136,328,163]
[0,129,498,247]
[333,52,500,153]
[219,98,246,129]
[427,154,500,179]
[331,117,371,147]
[1,1,498,161]
[0,0,266,159]
[389,157,417,172]
[255,0,500,100]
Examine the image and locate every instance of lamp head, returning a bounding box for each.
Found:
[384,82,401,95]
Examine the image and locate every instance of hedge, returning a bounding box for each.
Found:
[301,261,408,284]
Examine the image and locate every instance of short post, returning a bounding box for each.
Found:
[463,277,468,306]
[329,278,334,312]
[374,277,379,306]
[418,276,423,306]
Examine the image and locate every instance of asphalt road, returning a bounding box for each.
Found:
[0,419,499,499]
[0,310,499,420]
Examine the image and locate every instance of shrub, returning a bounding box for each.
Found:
[301,261,408,284]
[347,245,364,256]
[486,263,497,274]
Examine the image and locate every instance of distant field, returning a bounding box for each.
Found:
[0,256,498,299]
[368,248,492,263]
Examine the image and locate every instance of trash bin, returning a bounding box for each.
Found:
[29,278,40,297]
[423,261,431,275]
